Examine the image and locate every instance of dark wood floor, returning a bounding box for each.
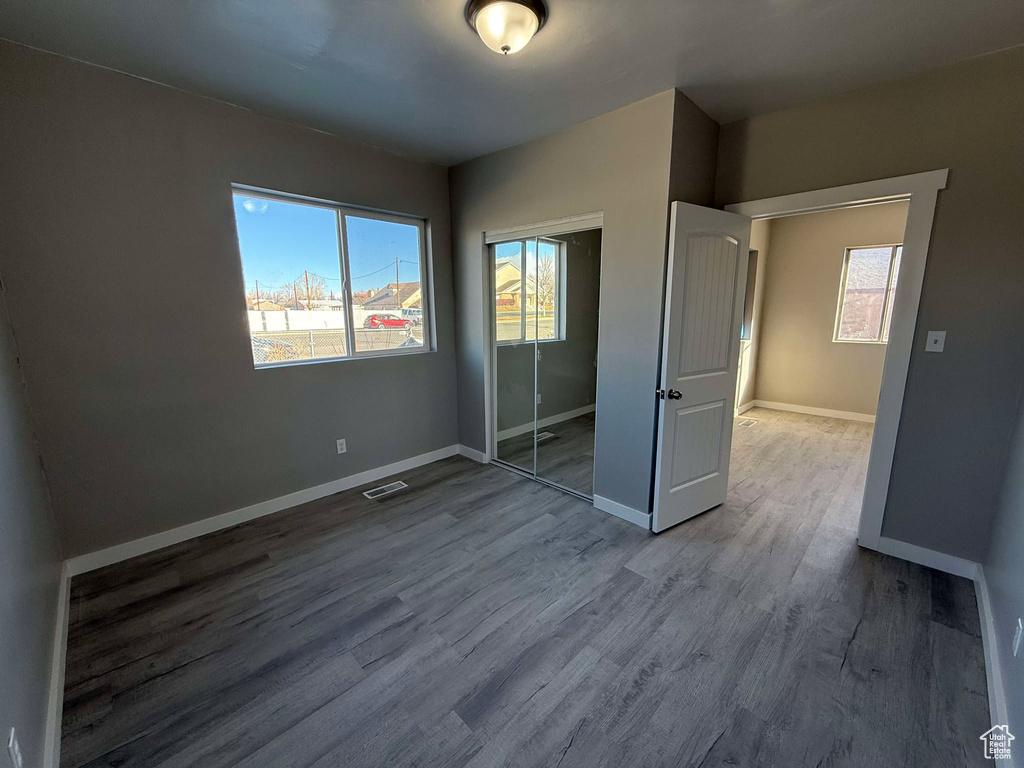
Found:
[497,412,596,496]
[61,408,988,767]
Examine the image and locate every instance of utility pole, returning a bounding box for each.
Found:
[395,257,401,311]
[254,279,260,309]
[293,284,299,310]
[304,269,312,310]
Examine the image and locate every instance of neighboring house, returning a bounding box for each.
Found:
[300,299,346,311]
[495,277,522,310]
[249,299,286,311]
[495,260,521,286]
[494,260,544,311]
[362,281,422,311]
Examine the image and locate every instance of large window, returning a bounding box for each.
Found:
[493,238,565,344]
[231,188,430,367]
[835,244,902,343]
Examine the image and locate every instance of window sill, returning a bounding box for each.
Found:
[254,346,435,370]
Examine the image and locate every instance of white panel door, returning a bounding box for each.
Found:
[652,202,751,532]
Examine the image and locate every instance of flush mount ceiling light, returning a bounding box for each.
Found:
[465,0,547,55]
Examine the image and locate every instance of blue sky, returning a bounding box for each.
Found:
[232,194,421,297]
[494,239,556,271]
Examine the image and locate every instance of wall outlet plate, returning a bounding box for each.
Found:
[1013,618,1023,657]
[336,438,347,455]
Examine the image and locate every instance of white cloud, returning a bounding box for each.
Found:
[242,198,269,214]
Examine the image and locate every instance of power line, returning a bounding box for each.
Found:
[248,261,420,290]
[349,263,395,281]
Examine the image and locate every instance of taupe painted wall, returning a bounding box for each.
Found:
[452,90,718,514]
[982,385,1024,749]
[754,202,909,416]
[496,229,602,433]
[0,288,62,768]
[0,42,458,556]
[716,47,1024,561]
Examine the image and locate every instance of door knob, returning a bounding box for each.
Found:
[667,389,682,400]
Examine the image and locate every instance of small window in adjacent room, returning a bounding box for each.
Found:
[231,188,431,367]
[834,244,902,343]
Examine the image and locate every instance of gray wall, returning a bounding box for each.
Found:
[0,42,458,556]
[452,90,719,513]
[496,229,602,432]
[983,384,1024,746]
[755,202,909,416]
[0,287,62,768]
[716,47,1024,561]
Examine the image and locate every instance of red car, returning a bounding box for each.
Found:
[364,313,413,330]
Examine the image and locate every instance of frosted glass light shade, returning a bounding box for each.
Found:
[473,1,541,55]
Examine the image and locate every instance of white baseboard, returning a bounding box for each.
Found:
[870,536,978,579]
[497,404,596,442]
[457,444,488,463]
[66,444,461,576]
[975,565,1011,738]
[593,495,650,529]
[750,399,875,424]
[735,401,756,416]
[43,562,70,768]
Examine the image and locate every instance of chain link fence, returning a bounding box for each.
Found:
[251,327,424,364]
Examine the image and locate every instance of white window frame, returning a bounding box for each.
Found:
[833,242,902,344]
[231,185,434,368]
[493,236,566,346]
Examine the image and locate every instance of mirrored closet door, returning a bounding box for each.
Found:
[491,228,602,499]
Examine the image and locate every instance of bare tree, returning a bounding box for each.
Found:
[247,284,291,309]
[291,271,327,307]
[536,257,556,315]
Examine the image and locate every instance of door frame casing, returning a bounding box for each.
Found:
[725,169,948,550]
[481,211,604,478]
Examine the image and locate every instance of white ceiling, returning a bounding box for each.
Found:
[2,0,1023,165]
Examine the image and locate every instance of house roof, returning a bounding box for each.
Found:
[300,299,345,309]
[362,281,421,309]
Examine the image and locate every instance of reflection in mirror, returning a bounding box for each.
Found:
[534,230,601,496]
[494,239,537,472]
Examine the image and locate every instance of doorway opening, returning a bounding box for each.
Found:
[653,171,946,549]
[731,200,910,533]
[488,222,603,500]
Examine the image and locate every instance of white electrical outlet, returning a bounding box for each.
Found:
[336,439,347,455]
[1013,618,1023,657]
[7,728,23,768]
[536,393,542,404]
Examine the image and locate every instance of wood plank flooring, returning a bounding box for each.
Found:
[61,408,989,767]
